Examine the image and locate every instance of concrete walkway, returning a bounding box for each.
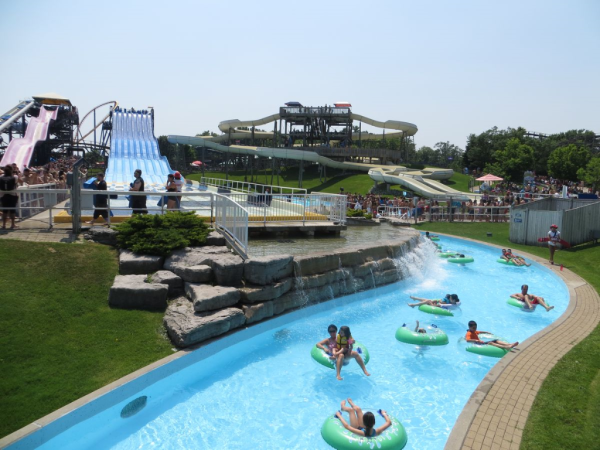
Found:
[444,239,600,450]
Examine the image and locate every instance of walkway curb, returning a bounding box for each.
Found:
[442,234,600,450]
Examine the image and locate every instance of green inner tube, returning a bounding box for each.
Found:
[497,258,525,267]
[395,326,449,346]
[429,236,440,241]
[310,342,370,370]
[466,334,510,358]
[507,297,547,311]
[418,304,454,317]
[438,252,456,258]
[447,256,474,264]
[321,413,408,450]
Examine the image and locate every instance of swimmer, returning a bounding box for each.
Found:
[408,294,460,308]
[335,398,391,438]
[466,320,519,350]
[316,324,338,358]
[511,284,554,311]
[331,326,370,380]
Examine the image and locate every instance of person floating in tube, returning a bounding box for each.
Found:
[335,398,391,438]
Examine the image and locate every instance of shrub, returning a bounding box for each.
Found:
[116,212,210,256]
[364,213,373,220]
[347,209,364,217]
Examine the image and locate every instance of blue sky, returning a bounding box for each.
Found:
[1,0,598,149]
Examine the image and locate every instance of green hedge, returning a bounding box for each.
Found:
[116,212,210,256]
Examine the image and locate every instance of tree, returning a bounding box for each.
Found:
[547,144,591,181]
[488,138,535,181]
[577,157,600,191]
[434,141,463,167]
[463,127,527,171]
[197,130,218,137]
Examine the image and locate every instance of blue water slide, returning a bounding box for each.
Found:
[105,109,175,189]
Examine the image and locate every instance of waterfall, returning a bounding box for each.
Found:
[393,238,440,283]
[369,268,377,288]
[339,257,357,294]
[293,263,310,306]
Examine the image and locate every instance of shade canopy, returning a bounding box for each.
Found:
[476,173,503,182]
[32,92,72,106]
[191,160,203,165]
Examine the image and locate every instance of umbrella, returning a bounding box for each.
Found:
[476,174,503,181]
[191,161,203,166]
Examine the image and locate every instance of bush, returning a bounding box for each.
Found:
[116,212,210,256]
[347,209,364,217]
[364,213,373,220]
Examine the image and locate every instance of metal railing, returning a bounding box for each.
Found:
[214,194,248,258]
[377,202,511,222]
[200,177,307,197]
[17,183,66,220]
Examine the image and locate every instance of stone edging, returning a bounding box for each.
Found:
[441,233,600,450]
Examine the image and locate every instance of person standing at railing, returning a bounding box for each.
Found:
[129,169,148,214]
[0,166,19,229]
[85,173,109,226]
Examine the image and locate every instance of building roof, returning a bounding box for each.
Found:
[32,92,72,106]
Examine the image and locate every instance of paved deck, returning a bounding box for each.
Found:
[443,237,600,450]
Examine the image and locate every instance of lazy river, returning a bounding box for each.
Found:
[13,235,569,450]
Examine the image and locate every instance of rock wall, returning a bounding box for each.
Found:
[109,229,421,348]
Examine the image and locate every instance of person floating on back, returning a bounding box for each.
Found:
[335,398,391,438]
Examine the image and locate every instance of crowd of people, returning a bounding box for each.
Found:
[0,156,81,189]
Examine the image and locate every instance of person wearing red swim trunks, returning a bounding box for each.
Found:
[511,284,554,312]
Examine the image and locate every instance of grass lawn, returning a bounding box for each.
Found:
[414,222,600,449]
[185,166,374,195]
[0,240,173,439]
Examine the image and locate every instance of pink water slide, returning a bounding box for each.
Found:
[0,106,58,170]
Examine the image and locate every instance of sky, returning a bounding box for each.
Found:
[1,0,599,149]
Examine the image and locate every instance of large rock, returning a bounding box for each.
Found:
[273,291,306,315]
[119,250,164,275]
[185,283,241,312]
[293,254,339,277]
[243,302,274,324]
[297,270,345,290]
[164,246,230,271]
[243,255,294,286]
[163,298,245,347]
[172,264,213,283]
[212,255,244,286]
[150,270,183,298]
[239,278,293,304]
[205,230,226,246]
[109,275,168,310]
[84,227,118,246]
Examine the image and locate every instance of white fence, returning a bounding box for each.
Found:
[214,194,248,258]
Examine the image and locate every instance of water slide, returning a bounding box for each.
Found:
[106,110,173,190]
[168,135,468,200]
[169,111,470,199]
[0,100,35,134]
[0,106,58,170]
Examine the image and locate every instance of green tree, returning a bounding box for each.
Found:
[488,138,535,181]
[197,130,218,137]
[548,144,591,181]
[577,157,600,191]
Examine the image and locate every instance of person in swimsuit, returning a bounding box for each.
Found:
[415,320,426,334]
[316,324,338,356]
[506,249,531,267]
[511,284,554,311]
[331,326,370,381]
[466,321,519,349]
[335,398,392,438]
[408,294,460,308]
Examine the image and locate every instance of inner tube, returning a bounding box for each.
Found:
[429,236,440,241]
[395,325,449,346]
[447,256,474,264]
[310,342,370,370]
[465,334,510,358]
[507,297,542,312]
[321,412,408,450]
[438,251,456,258]
[497,258,526,267]
[418,304,454,317]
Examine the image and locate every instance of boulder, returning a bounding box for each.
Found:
[243,302,274,324]
[119,250,164,275]
[164,246,230,271]
[84,227,118,246]
[185,283,241,312]
[297,270,345,290]
[172,264,213,283]
[163,298,245,347]
[239,278,292,304]
[150,270,183,298]
[109,275,168,310]
[273,291,305,315]
[293,253,339,277]
[205,230,226,246]
[212,255,244,286]
[378,268,400,285]
[243,255,294,285]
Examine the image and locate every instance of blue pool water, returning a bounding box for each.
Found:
[19,236,568,450]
